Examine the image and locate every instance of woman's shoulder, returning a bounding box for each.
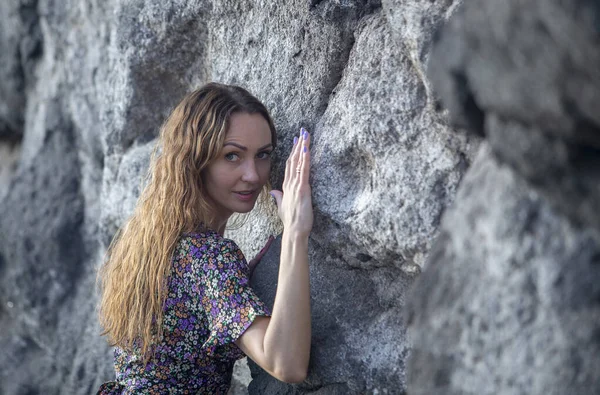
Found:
[180,229,241,253]
[177,230,246,271]
[180,228,219,245]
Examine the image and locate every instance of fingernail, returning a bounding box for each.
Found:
[293,136,298,145]
[303,146,307,153]
[300,127,306,135]
[303,130,308,140]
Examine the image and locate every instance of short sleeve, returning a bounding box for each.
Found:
[195,237,270,353]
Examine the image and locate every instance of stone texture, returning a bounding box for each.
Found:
[407,147,600,395]
[0,0,42,142]
[0,102,111,394]
[0,141,21,200]
[310,11,474,272]
[250,236,413,394]
[406,0,600,394]
[382,0,461,79]
[428,0,600,229]
[0,0,473,393]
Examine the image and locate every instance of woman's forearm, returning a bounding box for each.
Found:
[262,231,311,381]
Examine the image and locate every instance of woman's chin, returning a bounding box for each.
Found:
[234,202,257,214]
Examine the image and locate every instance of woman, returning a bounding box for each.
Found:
[97,83,312,393]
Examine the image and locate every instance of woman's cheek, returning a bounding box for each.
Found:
[260,160,271,178]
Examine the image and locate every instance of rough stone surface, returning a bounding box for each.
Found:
[250,236,413,394]
[406,0,600,394]
[407,147,600,395]
[310,11,474,272]
[0,0,42,142]
[0,0,473,394]
[0,141,21,200]
[428,0,600,229]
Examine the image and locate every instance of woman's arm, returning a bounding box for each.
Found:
[235,129,313,383]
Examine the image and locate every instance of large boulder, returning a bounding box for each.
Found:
[407,146,600,395]
[406,1,600,394]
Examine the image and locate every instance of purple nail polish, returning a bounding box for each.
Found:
[293,136,298,145]
[303,146,307,153]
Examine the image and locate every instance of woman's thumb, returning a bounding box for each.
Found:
[269,190,283,208]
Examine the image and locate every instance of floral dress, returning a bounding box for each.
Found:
[98,230,270,394]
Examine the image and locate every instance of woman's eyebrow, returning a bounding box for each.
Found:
[223,142,273,151]
[258,143,274,150]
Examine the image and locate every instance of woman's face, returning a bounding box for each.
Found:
[203,112,273,225]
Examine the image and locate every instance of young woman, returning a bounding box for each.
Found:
[97,83,312,393]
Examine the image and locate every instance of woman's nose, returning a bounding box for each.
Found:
[241,160,260,183]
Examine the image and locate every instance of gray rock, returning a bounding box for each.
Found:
[431,0,600,144]
[407,146,600,394]
[250,235,412,394]
[0,105,113,393]
[0,141,21,200]
[382,0,461,68]
[408,2,600,392]
[99,141,154,245]
[0,0,42,142]
[310,11,475,271]
[486,114,600,231]
[428,0,600,229]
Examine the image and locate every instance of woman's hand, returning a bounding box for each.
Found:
[248,235,275,277]
[270,128,313,237]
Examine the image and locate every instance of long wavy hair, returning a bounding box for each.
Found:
[98,83,277,359]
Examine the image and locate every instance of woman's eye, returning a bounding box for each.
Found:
[225,153,239,161]
[257,151,272,160]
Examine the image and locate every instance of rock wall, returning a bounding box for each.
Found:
[0,0,474,394]
[406,1,600,394]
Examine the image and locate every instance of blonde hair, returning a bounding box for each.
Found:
[98,83,277,359]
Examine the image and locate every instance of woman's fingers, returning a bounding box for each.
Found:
[293,128,307,181]
[284,128,306,189]
[291,130,303,179]
[300,130,311,184]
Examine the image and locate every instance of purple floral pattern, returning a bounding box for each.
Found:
[98,230,270,394]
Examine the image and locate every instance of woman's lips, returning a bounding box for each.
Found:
[233,190,255,202]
